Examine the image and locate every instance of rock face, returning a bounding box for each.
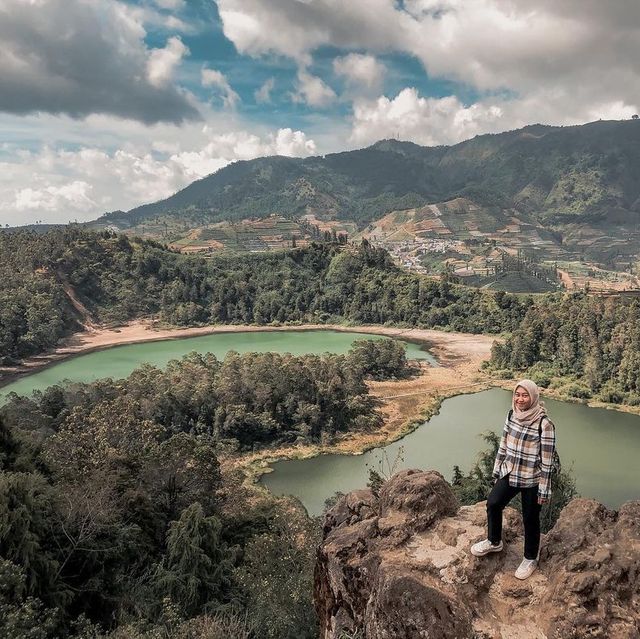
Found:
[314,469,640,639]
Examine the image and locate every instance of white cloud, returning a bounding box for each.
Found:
[0,121,317,226]
[127,3,191,33]
[333,53,385,93]
[170,128,316,178]
[255,77,275,104]
[201,69,241,109]
[272,128,317,156]
[217,0,404,63]
[350,87,638,147]
[351,89,504,146]
[15,181,95,215]
[0,0,198,123]
[217,0,640,135]
[217,0,640,93]
[147,37,189,88]
[292,70,336,108]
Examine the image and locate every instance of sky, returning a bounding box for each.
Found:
[0,0,639,227]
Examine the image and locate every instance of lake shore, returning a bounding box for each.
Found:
[223,328,497,487]
[227,361,640,494]
[0,318,498,490]
[3,318,639,501]
[0,319,494,389]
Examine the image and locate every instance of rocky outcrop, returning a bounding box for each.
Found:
[314,469,640,639]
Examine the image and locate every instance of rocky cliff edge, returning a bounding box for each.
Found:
[314,469,640,639]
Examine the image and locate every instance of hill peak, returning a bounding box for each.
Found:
[369,138,431,153]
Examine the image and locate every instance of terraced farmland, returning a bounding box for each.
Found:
[164,215,352,255]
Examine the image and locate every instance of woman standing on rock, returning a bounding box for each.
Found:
[470,379,556,580]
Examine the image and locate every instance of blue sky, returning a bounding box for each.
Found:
[0,0,638,226]
[134,0,472,136]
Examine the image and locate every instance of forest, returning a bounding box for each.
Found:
[0,228,527,362]
[0,340,410,638]
[3,227,640,402]
[490,293,640,404]
[3,228,640,637]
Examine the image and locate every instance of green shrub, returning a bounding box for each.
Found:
[526,363,554,388]
[561,383,592,399]
[598,383,625,404]
[529,371,552,388]
[540,464,579,534]
[99,609,255,639]
[233,502,320,639]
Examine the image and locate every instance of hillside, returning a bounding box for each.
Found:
[468,271,559,293]
[97,120,640,235]
[167,214,354,254]
[0,228,532,366]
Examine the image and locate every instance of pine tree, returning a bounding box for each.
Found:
[152,503,234,616]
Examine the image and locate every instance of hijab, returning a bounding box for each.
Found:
[512,379,546,427]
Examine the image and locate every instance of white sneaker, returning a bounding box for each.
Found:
[470,539,503,557]
[514,558,537,580]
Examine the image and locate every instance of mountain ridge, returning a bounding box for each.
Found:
[98,119,640,232]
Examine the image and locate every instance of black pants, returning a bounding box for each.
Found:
[487,474,541,560]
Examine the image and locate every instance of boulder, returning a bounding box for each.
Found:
[314,469,640,639]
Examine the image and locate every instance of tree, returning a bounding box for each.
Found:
[43,397,164,478]
[346,339,410,380]
[144,433,222,522]
[54,473,121,574]
[152,503,234,617]
[0,415,20,471]
[233,502,319,639]
[0,559,58,639]
[0,473,62,605]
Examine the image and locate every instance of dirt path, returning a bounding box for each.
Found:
[57,271,98,331]
[557,268,574,290]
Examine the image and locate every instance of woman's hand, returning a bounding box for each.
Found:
[537,496,548,505]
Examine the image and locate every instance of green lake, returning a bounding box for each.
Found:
[4,331,636,517]
[261,388,640,515]
[0,329,437,401]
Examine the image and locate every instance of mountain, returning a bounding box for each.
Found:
[98,120,640,232]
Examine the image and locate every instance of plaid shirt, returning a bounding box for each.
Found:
[492,411,556,500]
